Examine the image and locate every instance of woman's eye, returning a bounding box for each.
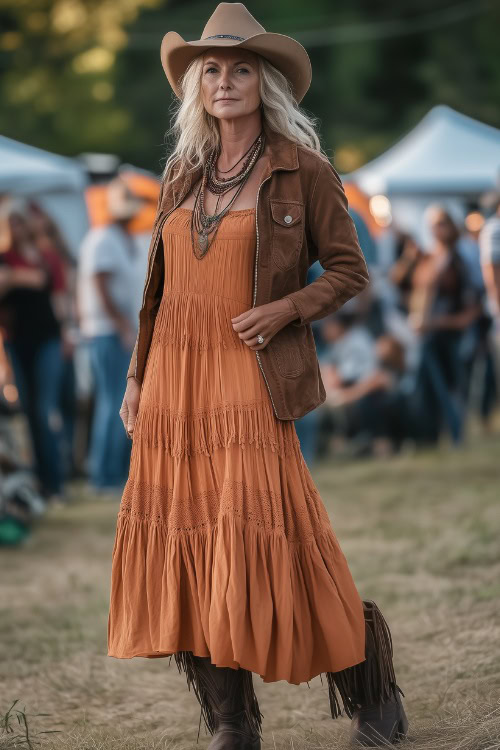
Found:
[205,67,250,74]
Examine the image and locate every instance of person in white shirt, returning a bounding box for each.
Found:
[77,177,145,492]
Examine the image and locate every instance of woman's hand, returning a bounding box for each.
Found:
[231,298,297,350]
[410,317,431,334]
[408,310,433,334]
[120,377,141,439]
[0,266,48,299]
[321,363,343,391]
[60,324,77,359]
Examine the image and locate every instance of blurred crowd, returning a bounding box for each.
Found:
[0,179,499,543]
[0,177,147,543]
[296,196,500,463]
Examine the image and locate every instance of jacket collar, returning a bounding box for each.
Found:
[262,119,299,173]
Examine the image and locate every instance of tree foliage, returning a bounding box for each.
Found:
[0,0,499,173]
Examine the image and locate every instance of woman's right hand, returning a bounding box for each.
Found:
[13,267,48,288]
[120,377,141,438]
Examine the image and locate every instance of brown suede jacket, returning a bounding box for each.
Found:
[126,120,370,420]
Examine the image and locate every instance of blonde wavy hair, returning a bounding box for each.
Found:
[161,52,326,200]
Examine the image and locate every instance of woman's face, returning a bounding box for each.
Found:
[200,48,261,122]
[29,211,49,236]
[429,210,457,245]
[8,213,30,244]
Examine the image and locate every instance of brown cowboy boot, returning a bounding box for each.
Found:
[172,651,264,748]
[323,599,409,747]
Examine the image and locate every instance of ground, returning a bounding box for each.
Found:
[1,418,500,750]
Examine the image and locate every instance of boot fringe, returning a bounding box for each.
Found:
[323,599,401,720]
[171,651,264,742]
[171,651,218,740]
[241,667,265,739]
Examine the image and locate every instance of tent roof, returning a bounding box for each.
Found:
[0,134,87,194]
[349,105,500,196]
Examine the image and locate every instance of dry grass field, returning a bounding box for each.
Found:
[1,422,500,750]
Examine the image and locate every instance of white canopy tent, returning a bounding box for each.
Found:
[0,134,90,257]
[350,105,500,197]
[347,105,500,250]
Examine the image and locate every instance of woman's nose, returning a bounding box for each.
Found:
[218,71,232,88]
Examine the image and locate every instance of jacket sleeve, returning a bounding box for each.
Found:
[126,177,166,381]
[283,159,370,327]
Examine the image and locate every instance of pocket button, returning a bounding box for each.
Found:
[284,215,293,224]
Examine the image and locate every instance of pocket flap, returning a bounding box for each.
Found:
[270,200,303,227]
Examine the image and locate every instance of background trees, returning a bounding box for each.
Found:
[1,0,498,173]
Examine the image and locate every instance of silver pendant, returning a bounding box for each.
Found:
[198,231,208,254]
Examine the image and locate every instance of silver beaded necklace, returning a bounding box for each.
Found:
[190,130,265,259]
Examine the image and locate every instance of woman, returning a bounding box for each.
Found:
[108,4,409,747]
[409,205,483,445]
[0,198,66,501]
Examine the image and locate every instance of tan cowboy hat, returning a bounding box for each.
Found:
[161,2,312,103]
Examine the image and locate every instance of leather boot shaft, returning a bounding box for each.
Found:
[172,651,263,747]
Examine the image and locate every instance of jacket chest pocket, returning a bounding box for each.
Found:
[270,199,304,271]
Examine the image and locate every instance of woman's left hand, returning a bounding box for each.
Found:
[409,312,434,334]
[231,298,297,350]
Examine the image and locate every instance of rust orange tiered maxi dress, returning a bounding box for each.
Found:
[107,206,366,684]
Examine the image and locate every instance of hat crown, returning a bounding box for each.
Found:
[201,2,266,42]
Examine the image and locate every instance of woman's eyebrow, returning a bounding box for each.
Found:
[203,60,253,67]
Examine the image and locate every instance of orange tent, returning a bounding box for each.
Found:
[85,171,160,234]
[343,181,382,238]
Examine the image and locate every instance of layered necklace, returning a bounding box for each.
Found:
[190,129,265,259]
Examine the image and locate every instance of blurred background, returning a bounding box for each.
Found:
[1,2,499,749]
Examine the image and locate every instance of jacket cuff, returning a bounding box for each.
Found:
[283,292,308,327]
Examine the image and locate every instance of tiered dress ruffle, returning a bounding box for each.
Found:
[107,207,366,684]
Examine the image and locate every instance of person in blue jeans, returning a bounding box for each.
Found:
[4,338,65,498]
[77,177,145,492]
[409,205,483,445]
[0,199,67,501]
[87,333,132,489]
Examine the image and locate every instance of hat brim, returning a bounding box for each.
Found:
[160,30,311,104]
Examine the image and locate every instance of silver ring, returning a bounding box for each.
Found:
[256,334,265,344]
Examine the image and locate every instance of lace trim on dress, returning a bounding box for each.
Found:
[118,477,331,544]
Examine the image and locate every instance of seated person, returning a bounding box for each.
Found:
[319,310,415,455]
